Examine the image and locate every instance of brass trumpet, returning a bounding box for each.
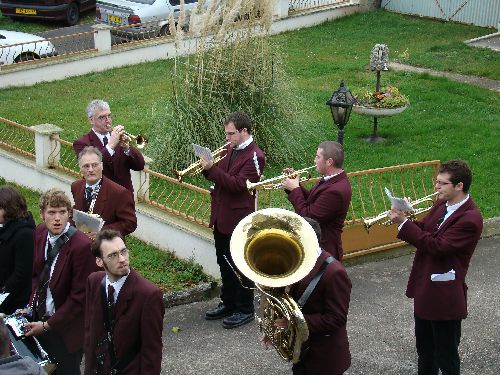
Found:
[175,142,230,181]
[247,166,316,191]
[362,192,439,232]
[120,131,148,149]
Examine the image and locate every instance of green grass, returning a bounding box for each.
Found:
[0,11,95,34]
[0,177,211,292]
[0,10,498,219]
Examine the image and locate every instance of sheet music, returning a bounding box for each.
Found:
[192,144,214,162]
[384,187,412,211]
[0,292,10,305]
[73,209,105,233]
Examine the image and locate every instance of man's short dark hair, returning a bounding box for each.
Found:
[318,141,344,168]
[439,160,472,193]
[0,319,10,359]
[0,186,29,222]
[91,229,124,258]
[224,111,252,134]
[304,217,322,243]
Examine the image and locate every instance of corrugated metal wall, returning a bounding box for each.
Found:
[381,0,500,28]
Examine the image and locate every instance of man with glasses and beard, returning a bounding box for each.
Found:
[84,230,164,375]
[388,160,483,375]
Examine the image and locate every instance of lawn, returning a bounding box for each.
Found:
[0,177,211,292]
[0,9,498,221]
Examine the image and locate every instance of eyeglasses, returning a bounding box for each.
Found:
[97,113,112,121]
[81,162,101,170]
[434,180,453,186]
[105,248,128,261]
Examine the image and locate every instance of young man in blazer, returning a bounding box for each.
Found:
[84,229,164,375]
[71,146,137,238]
[282,141,352,261]
[73,99,145,193]
[388,160,483,375]
[200,111,265,329]
[24,188,99,375]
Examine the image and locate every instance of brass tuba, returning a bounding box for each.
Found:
[230,208,319,363]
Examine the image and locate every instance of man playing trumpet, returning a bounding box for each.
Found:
[73,99,145,193]
[387,160,483,375]
[281,141,351,261]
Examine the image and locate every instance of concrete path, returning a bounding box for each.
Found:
[160,236,499,375]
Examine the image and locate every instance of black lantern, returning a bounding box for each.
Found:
[326,81,356,145]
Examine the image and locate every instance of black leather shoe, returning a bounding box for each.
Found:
[205,303,234,320]
[222,311,255,329]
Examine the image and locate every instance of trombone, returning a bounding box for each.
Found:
[246,165,316,191]
[362,192,439,232]
[119,131,148,149]
[175,142,230,182]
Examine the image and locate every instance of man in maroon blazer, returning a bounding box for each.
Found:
[84,229,164,375]
[73,99,145,193]
[200,111,265,329]
[282,141,352,261]
[71,146,137,237]
[24,188,99,375]
[388,160,483,375]
[261,218,351,375]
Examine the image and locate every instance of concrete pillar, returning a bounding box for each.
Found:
[30,123,63,168]
[132,155,153,202]
[274,0,290,19]
[92,24,113,53]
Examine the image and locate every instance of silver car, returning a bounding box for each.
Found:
[96,0,198,38]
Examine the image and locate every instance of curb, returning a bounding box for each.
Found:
[163,217,500,308]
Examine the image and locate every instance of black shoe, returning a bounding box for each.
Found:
[205,303,234,320]
[222,311,255,329]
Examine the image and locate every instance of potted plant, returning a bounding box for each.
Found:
[353,85,409,117]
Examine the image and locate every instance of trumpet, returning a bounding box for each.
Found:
[246,166,316,191]
[175,142,230,181]
[119,131,148,149]
[362,192,439,232]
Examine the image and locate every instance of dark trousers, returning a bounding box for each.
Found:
[214,225,254,314]
[292,362,343,375]
[38,330,82,375]
[414,314,462,375]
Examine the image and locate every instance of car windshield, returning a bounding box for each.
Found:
[126,0,155,4]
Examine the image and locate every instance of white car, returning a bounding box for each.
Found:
[96,0,198,38]
[0,30,57,66]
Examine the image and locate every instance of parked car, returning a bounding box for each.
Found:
[95,0,197,38]
[0,29,57,65]
[0,0,95,26]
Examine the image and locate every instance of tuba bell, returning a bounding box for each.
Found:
[230,208,319,363]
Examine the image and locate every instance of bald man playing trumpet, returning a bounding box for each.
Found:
[73,99,145,193]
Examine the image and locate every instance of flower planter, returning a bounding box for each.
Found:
[352,105,408,118]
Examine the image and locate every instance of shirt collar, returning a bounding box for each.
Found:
[86,179,102,190]
[92,129,110,144]
[106,269,131,300]
[323,170,344,181]
[47,222,70,246]
[446,194,469,213]
[235,135,253,150]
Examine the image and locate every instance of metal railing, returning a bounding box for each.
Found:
[0,117,35,158]
[50,135,81,177]
[289,0,352,14]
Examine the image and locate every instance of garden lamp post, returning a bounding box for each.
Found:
[326,81,356,146]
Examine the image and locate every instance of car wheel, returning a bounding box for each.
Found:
[159,24,170,36]
[14,52,40,63]
[65,2,80,26]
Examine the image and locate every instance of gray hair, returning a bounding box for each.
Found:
[78,146,103,163]
[86,99,110,118]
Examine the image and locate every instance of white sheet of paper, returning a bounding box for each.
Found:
[0,292,10,305]
[73,209,105,232]
[431,269,456,282]
[192,144,214,162]
[385,187,412,211]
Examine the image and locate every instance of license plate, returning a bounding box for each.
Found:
[108,15,122,23]
[15,8,37,15]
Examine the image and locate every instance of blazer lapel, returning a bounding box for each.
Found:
[88,131,103,148]
[436,198,473,234]
[93,177,109,213]
[49,238,71,287]
[114,270,136,323]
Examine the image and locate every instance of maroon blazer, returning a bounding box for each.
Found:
[71,176,137,236]
[290,250,352,375]
[399,197,483,320]
[287,171,352,261]
[84,269,165,375]
[203,141,265,235]
[73,130,145,192]
[30,224,99,353]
